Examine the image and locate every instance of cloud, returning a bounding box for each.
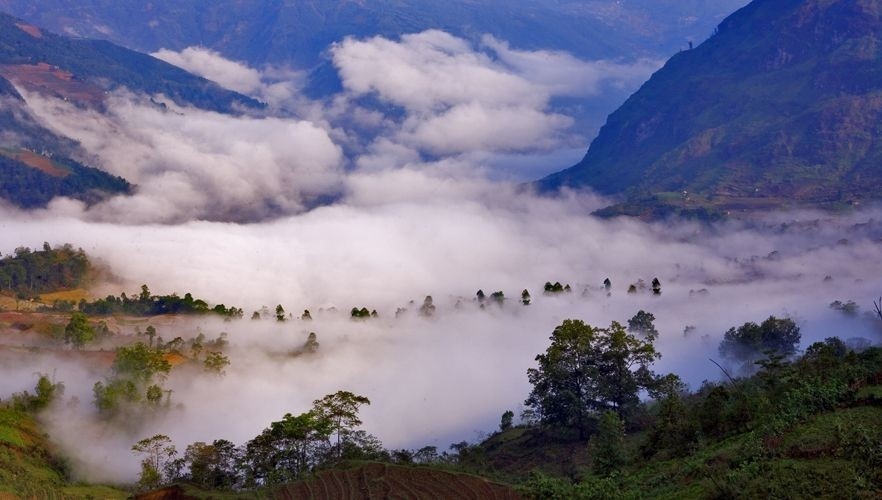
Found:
[330,30,573,155]
[21,90,344,223]
[152,47,304,108]
[2,201,882,483]
[482,35,662,98]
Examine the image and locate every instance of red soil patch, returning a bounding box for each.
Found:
[271,463,521,499]
[15,23,42,39]
[0,62,105,106]
[9,150,69,177]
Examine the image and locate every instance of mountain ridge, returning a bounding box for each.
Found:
[541,0,882,216]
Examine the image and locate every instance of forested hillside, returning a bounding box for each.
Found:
[542,0,882,217]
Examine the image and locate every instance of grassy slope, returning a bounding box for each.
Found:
[467,399,882,498]
[0,407,127,499]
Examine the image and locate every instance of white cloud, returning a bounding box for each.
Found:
[21,91,344,223]
[152,47,304,108]
[482,35,662,97]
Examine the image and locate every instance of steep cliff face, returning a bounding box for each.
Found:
[542,0,882,214]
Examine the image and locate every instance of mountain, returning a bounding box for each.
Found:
[541,0,882,217]
[0,13,261,113]
[0,1,747,70]
[0,12,266,209]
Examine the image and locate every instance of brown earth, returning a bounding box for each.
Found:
[0,62,105,105]
[7,150,69,177]
[14,22,42,38]
[272,463,522,500]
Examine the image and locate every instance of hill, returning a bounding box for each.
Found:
[0,78,131,208]
[0,406,127,498]
[0,13,261,113]
[541,0,882,217]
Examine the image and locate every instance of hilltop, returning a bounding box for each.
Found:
[541,0,882,217]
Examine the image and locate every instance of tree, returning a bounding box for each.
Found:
[525,319,659,437]
[419,296,436,317]
[301,309,312,321]
[627,310,659,341]
[719,316,801,363]
[146,384,164,405]
[132,434,177,490]
[275,304,286,322]
[476,289,486,302]
[500,410,514,431]
[64,311,94,350]
[603,278,612,291]
[303,332,319,353]
[521,289,531,306]
[592,411,626,475]
[651,277,662,295]
[183,440,241,489]
[242,411,332,486]
[311,391,371,460]
[114,342,171,382]
[204,351,230,374]
[145,325,157,347]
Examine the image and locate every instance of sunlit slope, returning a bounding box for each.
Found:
[542,0,882,214]
[0,407,127,498]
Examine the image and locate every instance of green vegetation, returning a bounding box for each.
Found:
[0,405,126,498]
[0,152,131,209]
[0,243,91,298]
[77,284,244,317]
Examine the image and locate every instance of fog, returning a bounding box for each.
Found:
[0,30,881,484]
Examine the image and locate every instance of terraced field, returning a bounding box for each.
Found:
[270,463,521,500]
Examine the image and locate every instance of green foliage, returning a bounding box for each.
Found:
[312,390,372,460]
[500,410,514,432]
[9,374,64,413]
[92,378,139,412]
[204,351,230,374]
[0,244,90,298]
[627,310,658,341]
[78,286,243,317]
[63,311,94,350]
[525,319,659,437]
[182,439,242,490]
[350,306,371,319]
[0,407,126,498]
[131,434,177,490]
[0,154,130,210]
[242,410,333,486]
[719,315,801,363]
[518,471,622,500]
[592,411,626,475]
[114,342,171,382]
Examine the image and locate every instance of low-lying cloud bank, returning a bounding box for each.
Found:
[0,30,880,485]
[2,199,882,482]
